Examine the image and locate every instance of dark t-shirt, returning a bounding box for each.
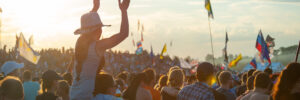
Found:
[216,87,236,100]
[236,85,247,97]
[36,92,58,100]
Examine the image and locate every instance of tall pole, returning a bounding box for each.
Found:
[208,17,215,66]
[0,8,2,49]
[295,40,300,62]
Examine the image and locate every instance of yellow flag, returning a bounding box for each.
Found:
[160,44,167,59]
[229,54,242,68]
[205,0,214,19]
[18,33,40,64]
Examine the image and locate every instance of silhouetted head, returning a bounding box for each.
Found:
[196,62,215,85]
[272,62,300,100]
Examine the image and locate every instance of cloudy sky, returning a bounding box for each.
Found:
[0,0,299,60]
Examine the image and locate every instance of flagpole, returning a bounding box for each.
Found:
[208,17,215,66]
[295,40,300,62]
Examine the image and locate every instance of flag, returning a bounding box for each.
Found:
[18,33,40,64]
[132,39,135,47]
[180,58,192,69]
[266,34,275,47]
[136,41,143,55]
[229,54,242,68]
[135,47,143,55]
[141,24,144,41]
[29,35,34,46]
[150,45,154,58]
[137,41,142,48]
[150,45,154,64]
[223,32,229,63]
[250,58,257,69]
[137,19,140,31]
[205,0,214,19]
[160,44,167,59]
[256,30,271,64]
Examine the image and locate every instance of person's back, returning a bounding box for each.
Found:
[70,0,130,99]
[241,73,271,100]
[0,76,24,100]
[161,87,180,100]
[23,70,40,100]
[136,86,152,100]
[177,62,215,100]
[216,71,236,100]
[23,81,40,100]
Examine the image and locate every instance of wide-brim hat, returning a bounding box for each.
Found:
[74,12,111,35]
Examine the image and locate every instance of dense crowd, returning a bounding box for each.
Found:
[1,0,299,100]
[1,56,300,100]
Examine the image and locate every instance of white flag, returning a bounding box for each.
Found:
[180,58,192,69]
[18,33,40,64]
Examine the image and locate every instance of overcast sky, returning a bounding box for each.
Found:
[0,0,299,60]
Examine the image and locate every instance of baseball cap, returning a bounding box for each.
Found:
[1,61,24,76]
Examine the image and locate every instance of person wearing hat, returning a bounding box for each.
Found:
[70,0,130,99]
[1,61,24,77]
[36,70,62,100]
[177,62,216,100]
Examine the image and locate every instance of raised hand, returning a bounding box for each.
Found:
[91,0,100,12]
[118,0,130,12]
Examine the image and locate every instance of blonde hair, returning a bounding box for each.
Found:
[167,66,180,76]
[167,69,184,88]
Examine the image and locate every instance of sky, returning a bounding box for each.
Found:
[0,0,300,60]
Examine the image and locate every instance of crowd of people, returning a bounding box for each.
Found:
[0,0,299,100]
[1,58,300,100]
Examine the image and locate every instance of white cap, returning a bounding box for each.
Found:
[1,61,24,76]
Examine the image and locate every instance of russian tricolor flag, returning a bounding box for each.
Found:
[256,30,271,64]
[250,58,257,69]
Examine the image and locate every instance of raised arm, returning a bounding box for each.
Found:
[96,0,130,50]
[91,0,100,12]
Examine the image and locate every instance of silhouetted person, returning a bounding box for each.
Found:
[70,0,130,99]
[272,63,300,100]
[0,76,24,100]
[177,62,215,100]
[23,70,40,100]
[217,71,236,100]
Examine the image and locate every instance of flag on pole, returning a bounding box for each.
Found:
[18,33,40,64]
[250,58,257,69]
[132,39,135,47]
[141,24,144,41]
[150,45,154,58]
[180,58,192,69]
[29,35,34,46]
[137,19,140,31]
[136,41,143,55]
[223,32,229,63]
[229,54,242,68]
[160,44,167,59]
[137,41,142,48]
[256,30,271,64]
[150,45,154,64]
[205,0,214,19]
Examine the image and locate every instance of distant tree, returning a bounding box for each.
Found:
[205,54,214,62]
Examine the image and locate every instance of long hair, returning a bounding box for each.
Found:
[75,32,105,81]
[123,73,146,100]
[272,63,300,100]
